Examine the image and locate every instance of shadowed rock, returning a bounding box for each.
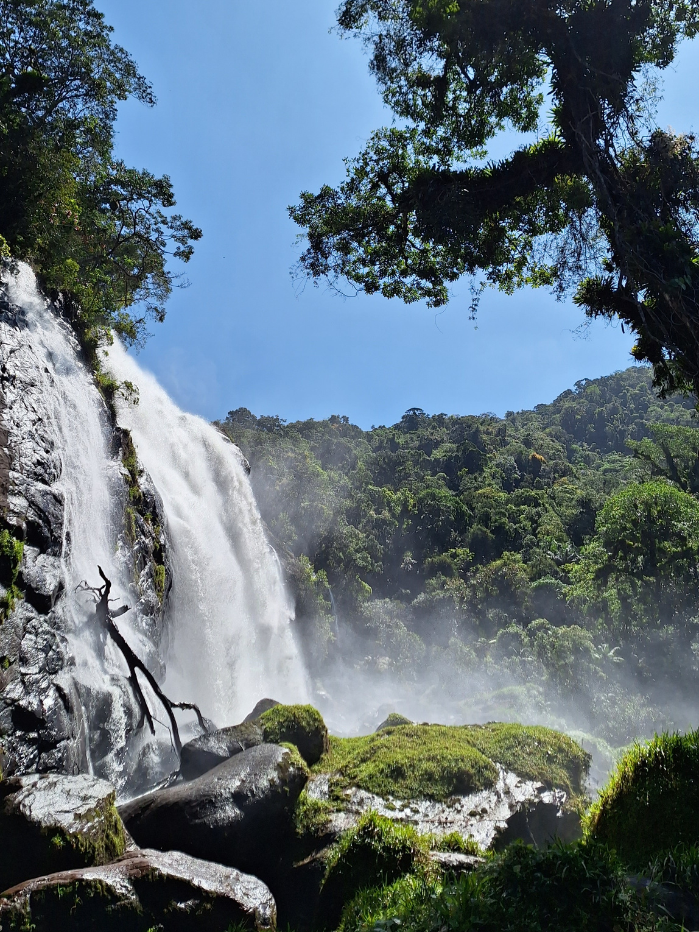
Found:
[0,847,276,931]
[180,721,264,781]
[0,772,125,892]
[119,744,308,880]
[243,698,281,722]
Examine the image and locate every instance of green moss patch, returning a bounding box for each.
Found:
[459,723,590,798]
[321,811,428,927]
[376,713,412,731]
[316,726,498,801]
[259,704,329,766]
[314,722,588,803]
[586,729,699,868]
[293,789,334,840]
[0,529,23,621]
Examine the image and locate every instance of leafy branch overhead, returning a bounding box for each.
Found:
[290,0,699,396]
[0,0,201,348]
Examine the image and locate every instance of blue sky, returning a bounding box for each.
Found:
[96,1,698,428]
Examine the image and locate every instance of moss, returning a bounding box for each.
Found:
[259,704,329,766]
[376,713,412,730]
[0,529,24,621]
[459,722,590,799]
[121,429,143,507]
[313,722,588,806]
[586,729,699,868]
[293,788,334,839]
[278,741,310,779]
[321,811,429,926]
[124,506,136,544]
[315,726,499,802]
[152,562,165,602]
[43,790,126,869]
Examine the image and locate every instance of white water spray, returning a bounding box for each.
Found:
[104,340,309,727]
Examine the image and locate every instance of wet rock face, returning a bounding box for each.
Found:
[0,601,86,777]
[0,848,276,932]
[243,698,281,722]
[306,766,581,850]
[180,721,264,781]
[0,282,172,788]
[120,744,308,880]
[0,772,125,892]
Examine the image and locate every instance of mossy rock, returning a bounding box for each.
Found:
[259,704,329,766]
[314,722,588,803]
[319,811,428,928]
[0,849,276,931]
[376,712,412,731]
[586,729,699,868]
[0,773,126,892]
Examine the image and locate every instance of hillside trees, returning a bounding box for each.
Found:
[0,0,201,347]
[290,0,699,397]
[570,480,699,639]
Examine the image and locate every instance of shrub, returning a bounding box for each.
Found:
[587,729,699,868]
[0,529,24,620]
[258,704,329,766]
[339,841,673,932]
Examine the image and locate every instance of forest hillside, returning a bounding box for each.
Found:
[220,368,699,764]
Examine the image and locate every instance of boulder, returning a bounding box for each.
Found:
[305,766,582,850]
[0,772,126,892]
[428,851,484,873]
[180,720,264,781]
[243,698,281,722]
[0,847,276,931]
[18,547,62,614]
[258,704,329,766]
[119,744,308,880]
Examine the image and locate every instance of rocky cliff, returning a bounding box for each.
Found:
[0,269,173,795]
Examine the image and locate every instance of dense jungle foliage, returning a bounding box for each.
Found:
[0,0,200,353]
[219,367,699,757]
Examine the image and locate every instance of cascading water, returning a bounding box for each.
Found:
[103,340,309,726]
[1,263,308,795]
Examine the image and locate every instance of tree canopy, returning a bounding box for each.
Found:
[220,367,699,747]
[290,0,699,397]
[0,0,201,347]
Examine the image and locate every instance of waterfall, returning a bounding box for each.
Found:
[3,265,125,607]
[1,263,308,793]
[103,340,309,727]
